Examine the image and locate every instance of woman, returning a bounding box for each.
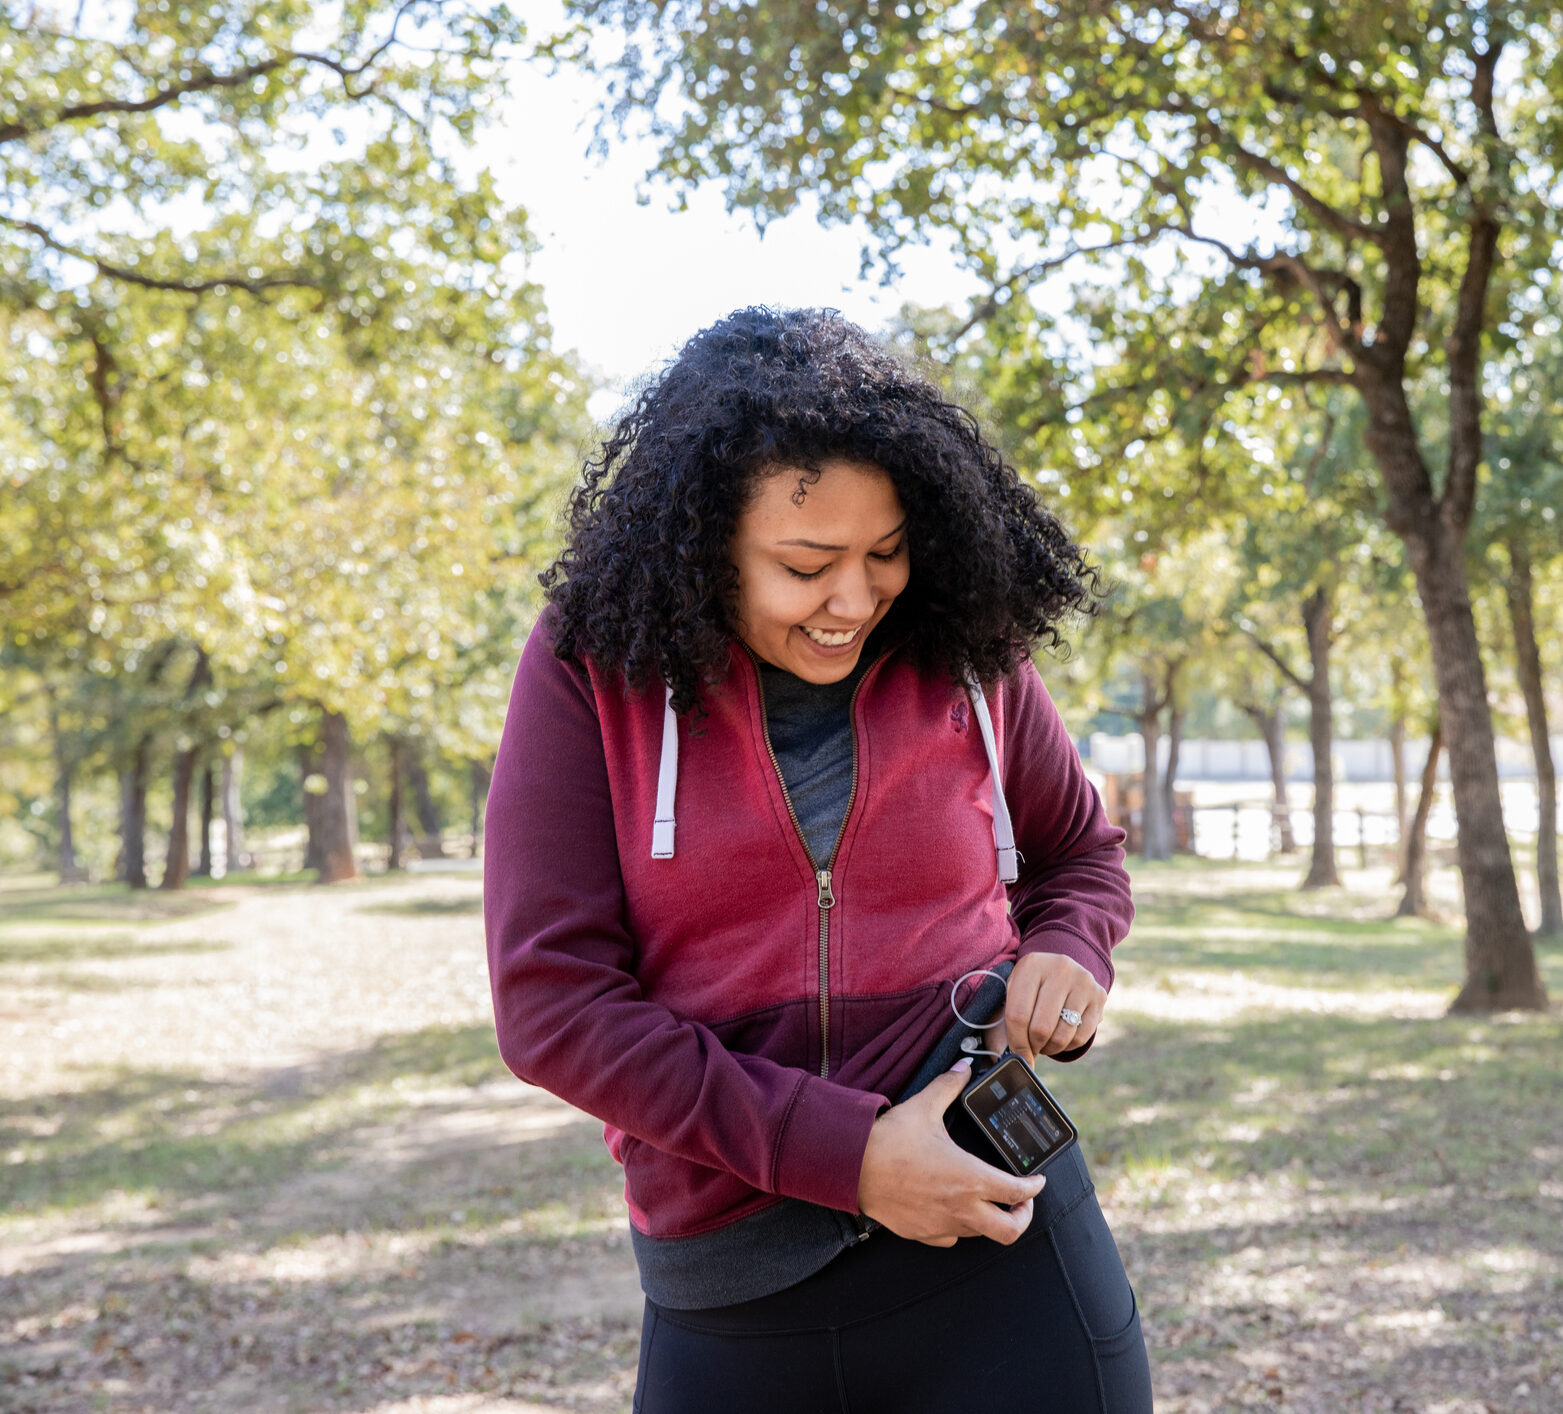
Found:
[485,308,1152,1412]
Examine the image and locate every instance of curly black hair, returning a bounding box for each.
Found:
[542,307,1099,714]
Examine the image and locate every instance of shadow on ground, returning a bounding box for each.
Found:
[3,868,1559,1414]
[1,1023,639,1412]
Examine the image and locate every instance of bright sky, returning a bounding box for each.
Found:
[488,54,983,414]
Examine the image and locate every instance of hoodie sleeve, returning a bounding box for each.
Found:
[483,616,885,1215]
[997,659,1135,1053]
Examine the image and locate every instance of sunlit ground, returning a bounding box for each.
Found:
[1,859,1559,1412]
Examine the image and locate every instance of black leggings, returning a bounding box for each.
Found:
[633,1147,1153,1414]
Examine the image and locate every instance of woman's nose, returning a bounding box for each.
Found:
[826,562,877,619]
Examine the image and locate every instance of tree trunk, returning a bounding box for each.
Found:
[116,639,176,890]
[221,750,248,874]
[1390,708,1409,883]
[300,742,326,873]
[469,759,491,859]
[386,734,408,872]
[161,745,198,890]
[49,692,87,883]
[1138,673,1170,861]
[160,650,211,891]
[314,708,360,883]
[56,749,81,880]
[119,738,151,889]
[1417,536,1542,1008]
[1163,688,1183,853]
[1505,544,1561,938]
[1301,586,1339,888]
[1399,720,1443,919]
[405,743,446,858]
[1368,376,1544,1008]
[1263,705,1296,854]
[194,761,215,877]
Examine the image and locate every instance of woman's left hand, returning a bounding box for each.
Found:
[984,952,1106,1064]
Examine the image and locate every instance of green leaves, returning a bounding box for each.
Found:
[1,0,591,775]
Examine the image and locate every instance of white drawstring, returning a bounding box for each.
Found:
[649,672,1017,882]
[964,675,1019,883]
[650,682,678,859]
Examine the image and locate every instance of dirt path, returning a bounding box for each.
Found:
[2,875,642,1413]
[3,867,1559,1413]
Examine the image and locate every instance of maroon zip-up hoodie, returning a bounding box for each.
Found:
[484,612,1133,1240]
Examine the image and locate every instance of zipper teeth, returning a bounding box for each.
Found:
[816,900,831,1078]
[818,672,868,1079]
[827,672,869,867]
[750,657,816,870]
[747,648,879,1080]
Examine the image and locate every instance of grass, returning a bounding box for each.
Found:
[0,879,236,928]
[1042,861,1563,1411]
[357,895,485,917]
[1075,860,1563,1188]
[0,1023,611,1233]
[1,863,1560,1413]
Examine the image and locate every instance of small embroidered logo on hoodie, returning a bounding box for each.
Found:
[950,700,970,734]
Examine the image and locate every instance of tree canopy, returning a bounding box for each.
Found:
[571,0,1558,1008]
[2,1,591,883]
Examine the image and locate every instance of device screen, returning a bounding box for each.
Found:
[962,1057,1073,1174]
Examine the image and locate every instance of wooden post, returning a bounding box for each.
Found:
[1357,808,1368,869]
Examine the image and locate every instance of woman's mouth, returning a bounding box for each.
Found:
[800,624,863,648]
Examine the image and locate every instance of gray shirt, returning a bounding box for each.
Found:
[757,658,871,864]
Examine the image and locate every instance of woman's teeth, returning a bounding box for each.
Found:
[801,625,860,647]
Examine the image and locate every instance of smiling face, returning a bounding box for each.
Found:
[728,458,911,683]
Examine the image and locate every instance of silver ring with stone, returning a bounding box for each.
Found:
[1059,1007,1083,1027]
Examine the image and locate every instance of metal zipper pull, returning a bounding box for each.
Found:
[816,869,835,909]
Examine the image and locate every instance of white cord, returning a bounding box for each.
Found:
[950,968,1008,1060]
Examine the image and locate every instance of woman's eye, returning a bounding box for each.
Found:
[784,565,826,580]
[871,543,905,562]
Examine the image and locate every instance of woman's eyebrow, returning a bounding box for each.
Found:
[776,517,908,551]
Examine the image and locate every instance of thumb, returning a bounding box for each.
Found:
[927,1057,974,1114]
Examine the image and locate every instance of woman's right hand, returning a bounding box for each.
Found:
[856,1062,1048,1247]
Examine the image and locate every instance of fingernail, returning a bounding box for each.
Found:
[949,1057,972,1072]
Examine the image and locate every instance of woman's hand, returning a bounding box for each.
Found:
[985,952,1107,1064]
[856,1063,1047,1247]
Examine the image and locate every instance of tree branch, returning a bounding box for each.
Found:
[962,116,1372,363]
[1471,38,1501,139]
[1259,81,1472,189]
[1365,99,1471,188]
[1247,366,1354,392]
[1243,629,1311,693]
[1442,40,1504,534]
[1301,409,1337,499]
[1363,117,1418,369]
[87,330,121,456]
[292,0,425,101]
[1202,123,1383,245]
[0,55,292,144]
[1140,669,1173,720]
[949,234,1169,340]
[1161,223,1368,360]
[0,216,321,297]
[953,212,1365,364]
[0,0,424,143]
[1102,115,1368,358]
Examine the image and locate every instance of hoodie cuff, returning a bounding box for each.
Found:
[771,1076,889,1213]
[1018,927,1115,993]
[1018,929,1115,1062]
